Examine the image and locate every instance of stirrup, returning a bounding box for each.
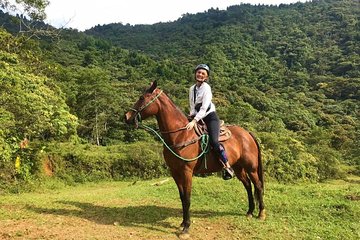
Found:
[222,167,234,180]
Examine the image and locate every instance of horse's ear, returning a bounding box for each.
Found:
[147,81,157,93]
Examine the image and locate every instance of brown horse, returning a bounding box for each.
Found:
[124,81,265,237]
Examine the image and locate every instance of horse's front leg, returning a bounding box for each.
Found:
[173,169,193,236]
[179,186,191,231]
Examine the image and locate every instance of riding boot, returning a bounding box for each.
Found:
[219,145,234,180]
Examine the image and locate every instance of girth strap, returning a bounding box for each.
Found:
[171,136,202,149]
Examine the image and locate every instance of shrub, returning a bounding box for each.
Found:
[112,142,168,179]
[260,132,319,182]
[41,141,169,183]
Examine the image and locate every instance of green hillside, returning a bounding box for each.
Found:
[0,0,359,191]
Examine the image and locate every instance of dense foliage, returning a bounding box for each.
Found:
[0,0,359,190]
[0,0,49,21]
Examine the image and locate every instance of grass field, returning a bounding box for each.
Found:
[0,176,359,239]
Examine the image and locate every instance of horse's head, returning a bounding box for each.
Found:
[124,81,162,128]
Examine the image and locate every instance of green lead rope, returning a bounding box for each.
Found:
[139,123,210,164]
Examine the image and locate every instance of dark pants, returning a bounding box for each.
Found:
[203,112,228,164]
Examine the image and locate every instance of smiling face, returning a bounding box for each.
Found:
[195,68,209,83]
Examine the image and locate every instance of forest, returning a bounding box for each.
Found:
[0,0,359,192]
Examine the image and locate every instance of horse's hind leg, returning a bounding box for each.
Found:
[248,170,266,220]
[235,167,255,218]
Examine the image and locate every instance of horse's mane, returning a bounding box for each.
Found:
[159,89,188,120]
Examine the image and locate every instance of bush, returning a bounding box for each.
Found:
[311,146,346,181]
[112,142,168,179]
[260,132,319,182]
[41,141,169,183]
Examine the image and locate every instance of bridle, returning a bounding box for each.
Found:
[128,89,187,135]
[128,89,187,133]
[129,90,163,124]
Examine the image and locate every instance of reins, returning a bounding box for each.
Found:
[139,123,210,162]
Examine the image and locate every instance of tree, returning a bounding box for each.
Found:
[75,67,118,145]
[0,0,49,21]
[1,0,55,40]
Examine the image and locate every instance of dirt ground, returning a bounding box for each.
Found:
[0,214,241,240]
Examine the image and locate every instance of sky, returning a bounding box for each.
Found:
[44,0,308,31]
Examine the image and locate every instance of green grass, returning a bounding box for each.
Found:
[0,176,359,239]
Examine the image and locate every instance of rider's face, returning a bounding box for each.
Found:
[195,69,208,82]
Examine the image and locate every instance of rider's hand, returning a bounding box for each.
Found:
[186,119,196,130]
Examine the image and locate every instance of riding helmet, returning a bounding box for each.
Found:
[194,64,210,76]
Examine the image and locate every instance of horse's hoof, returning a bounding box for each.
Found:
[176,227,190,239]
[258,210,266,220]
[178,232,190,240]
[178,223,185,232]
[246,213,253,219]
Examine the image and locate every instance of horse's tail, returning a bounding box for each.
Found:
[249,132,264,197]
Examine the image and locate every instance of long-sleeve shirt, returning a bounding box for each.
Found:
[189,82,215,122]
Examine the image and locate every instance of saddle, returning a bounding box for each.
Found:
[194,120,232,142]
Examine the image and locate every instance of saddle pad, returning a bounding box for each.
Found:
[219,126,232,142]
[194,120,232,142]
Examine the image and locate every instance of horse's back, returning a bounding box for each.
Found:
[226,125,256,146]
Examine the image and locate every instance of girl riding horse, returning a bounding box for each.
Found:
[125,80,265,238]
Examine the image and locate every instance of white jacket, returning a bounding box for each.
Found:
[189,82,215,122]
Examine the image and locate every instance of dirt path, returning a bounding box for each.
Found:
[0,180,245,240]
[0,207,240,240]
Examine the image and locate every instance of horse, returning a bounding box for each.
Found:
[124,81,265,237]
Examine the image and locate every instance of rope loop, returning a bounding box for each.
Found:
[139,123,209,162]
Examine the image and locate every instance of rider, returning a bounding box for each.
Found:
[186,64,235,180]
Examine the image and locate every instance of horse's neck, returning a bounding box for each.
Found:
[156,94,188,133]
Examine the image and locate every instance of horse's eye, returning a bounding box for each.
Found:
[140,96,145,100]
